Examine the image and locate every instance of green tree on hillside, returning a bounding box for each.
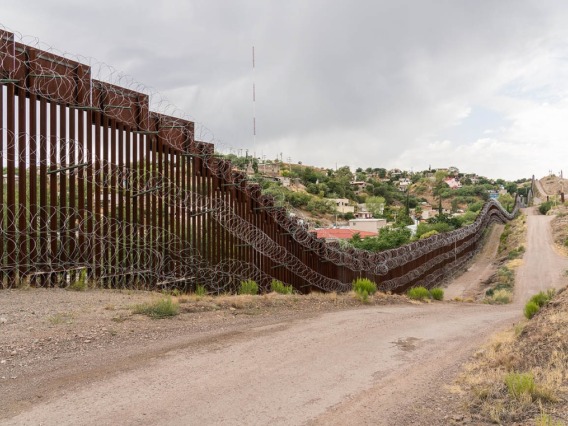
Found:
[365,196,386,217]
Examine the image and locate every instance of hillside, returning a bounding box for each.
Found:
[539,175,568,197]
[234,157,526,231]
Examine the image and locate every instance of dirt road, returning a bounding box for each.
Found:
[2,209,567,425]
[514,207,568,304]
[444,223,504,300]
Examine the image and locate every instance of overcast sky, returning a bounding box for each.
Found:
[3,1,568,180]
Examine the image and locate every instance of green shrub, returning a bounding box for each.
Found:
[524,301,540,319]
[529,291,550,308]
[505,372,535,399]
[508,246,525,260]
[195,284,207,296]
[430,287,444,300]
[407,286,430,300]
[271,279,293,294]
[133,298,179,318]
[539,201,553,215]
[238,279,259,295]
[524,290,555,319]
[353,278,377,295]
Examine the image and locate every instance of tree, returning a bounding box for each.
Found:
[498,192,515,212]
[349,227,411,252]
[505,182,517,195]
[365,196,386,217]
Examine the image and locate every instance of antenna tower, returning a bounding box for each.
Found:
[252,46,256,146]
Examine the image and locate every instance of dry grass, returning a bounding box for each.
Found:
[458,287,568,424]
[164,290,409,316]
[498,213,527,256]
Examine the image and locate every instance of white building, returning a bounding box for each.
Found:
[348,218,388,233]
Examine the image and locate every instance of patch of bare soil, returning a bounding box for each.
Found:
[0,288,406,419]
[457,287,568,425]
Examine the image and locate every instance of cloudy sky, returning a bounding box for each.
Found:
[3,0,568,180]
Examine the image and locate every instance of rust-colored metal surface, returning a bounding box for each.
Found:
[0,29,518,293]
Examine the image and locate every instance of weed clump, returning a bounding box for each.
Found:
[407,286,430,300]
[352,278,377,303]
[505,372,535,399]
[271,279,293,294]
[524,290,555,319]
[430,287,444,300]
[133,298,179,318]
[508,246,525,260]
[195,284,207,296]
[238,279,259,295]
[353,278,377,295]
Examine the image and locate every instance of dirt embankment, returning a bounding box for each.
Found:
[539,175,568,198]
[458,287,568,425]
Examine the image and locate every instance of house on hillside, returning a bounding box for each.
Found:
[349,218,388,233]
[418,202,438,220]
[398,178,412,192]
[389,168,402,178]
[355,211,373,219]
[444,177,462,190]
[334,198,355,214]
[351,181,368,194]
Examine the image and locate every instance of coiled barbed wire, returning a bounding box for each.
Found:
[0,26,518,293]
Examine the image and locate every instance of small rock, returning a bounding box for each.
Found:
[0,317,7,324]
[0,360,6,364]
[10,351,17,356]
[84,340,91,344]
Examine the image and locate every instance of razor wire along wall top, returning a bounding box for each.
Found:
[0,29,518,293]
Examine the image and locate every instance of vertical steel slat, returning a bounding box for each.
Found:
[123,126,131,280]
[85,109,93,269]
[146,133,152,285]
[109,118,117,286]
[77,109,85,264]
[191,156,197,268]
[93,111,101,279]
[58,102,68,271]
[101,115,110,279]
[68,106,77,269]
[0,85,4,280]
[38,97,48,285]
[175,147,182,277]
[169,145,177,276]
[150,135,157,287]
[49,102,58,283]
[28,92,39,275]
[17,86,27,277]
[6,84,16,286]
[162,142,169,277]
[131,132,139,280]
